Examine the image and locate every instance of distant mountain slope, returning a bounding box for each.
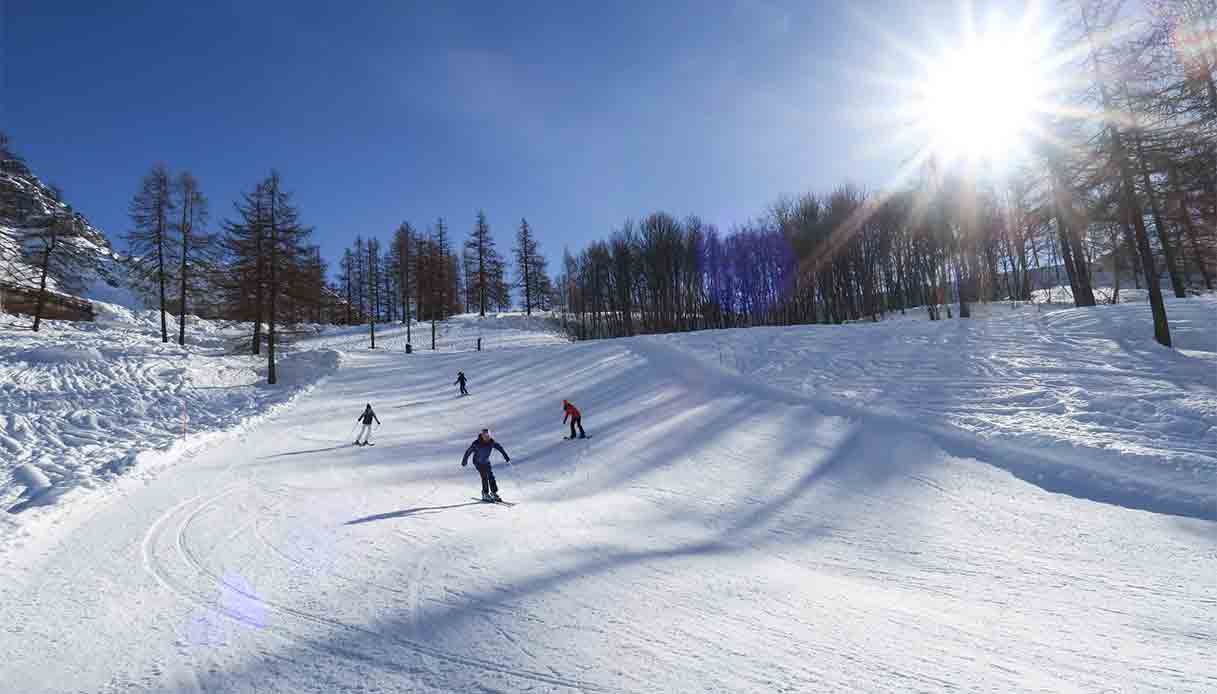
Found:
[0,142,136,309]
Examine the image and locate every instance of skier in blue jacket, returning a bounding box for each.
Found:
[461,429,510,502]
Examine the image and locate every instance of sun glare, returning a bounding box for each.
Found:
[915,24,1055,168]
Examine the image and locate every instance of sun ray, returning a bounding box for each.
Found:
[847,0,1123,181]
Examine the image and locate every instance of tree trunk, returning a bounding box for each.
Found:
[1079,4,1169,345]
[956,254,970,318]
[178,192,190,346]
[1116,129,1171,346]
[252,210,264,355]
[523,248,532,316]
[157,200,168,343]
[1171,165,1213,290]
[1132,131,1186,297]
[267,189,278,385]
[1050,167,1096,306]
[369,243,376,349]
[32,228,57,333]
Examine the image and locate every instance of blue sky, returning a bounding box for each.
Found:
[2,1,975,272]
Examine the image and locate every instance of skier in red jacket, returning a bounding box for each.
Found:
[562,400,586,440]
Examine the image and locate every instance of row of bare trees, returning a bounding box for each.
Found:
[462,214,556,316]
[124,166,335,383]
[337,219,462,349]
[335,213,555,348]
[559,0,1215,346]
[125,165,213,345]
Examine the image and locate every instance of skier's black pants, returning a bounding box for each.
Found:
[474,462,498,495]
[459,383,468,396]
[569,416,585,439]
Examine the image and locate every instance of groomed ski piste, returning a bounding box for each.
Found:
[1,297,1214,693]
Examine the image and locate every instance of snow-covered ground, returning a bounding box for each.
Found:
[0,303,339,524]
[0,299,1213,692]
[309,311,569,353]
[669,295,1217,519]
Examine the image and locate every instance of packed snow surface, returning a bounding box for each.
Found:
[0,302,1213,693]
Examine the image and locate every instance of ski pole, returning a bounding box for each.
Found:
[503,455,520,493]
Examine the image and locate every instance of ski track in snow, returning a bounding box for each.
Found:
[0,305,1213,692]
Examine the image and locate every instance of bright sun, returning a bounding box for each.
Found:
[916,24,1055,167]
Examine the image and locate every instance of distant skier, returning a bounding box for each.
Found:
[455,371,469,396]
[354,403,380,446]
[562,399,587,440]
[461,428,510,502]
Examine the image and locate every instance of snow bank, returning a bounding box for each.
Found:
[657,294,1217,519]
[16,345,105,364]
[1028,285,1213,306]
[7,464,55,513]
[0,309,341,519]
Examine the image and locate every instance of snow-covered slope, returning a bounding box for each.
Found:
[309,311,569,353]
[0,298,1212,692]
[0,157,132,304]
[0,303,338,521]
[666,295,1217,519]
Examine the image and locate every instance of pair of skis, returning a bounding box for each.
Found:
[472,497,515,507]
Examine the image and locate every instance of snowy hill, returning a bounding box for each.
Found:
[309,311,570,353]
[0,156,133,306]
[0,305,339,519]
[664,296,1217,519]
[0,298,1213,692]
[0,311,560,521]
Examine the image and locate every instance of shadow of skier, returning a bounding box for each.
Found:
[344,501,484,525]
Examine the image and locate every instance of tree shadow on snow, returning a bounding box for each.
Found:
[146,382,934,693]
